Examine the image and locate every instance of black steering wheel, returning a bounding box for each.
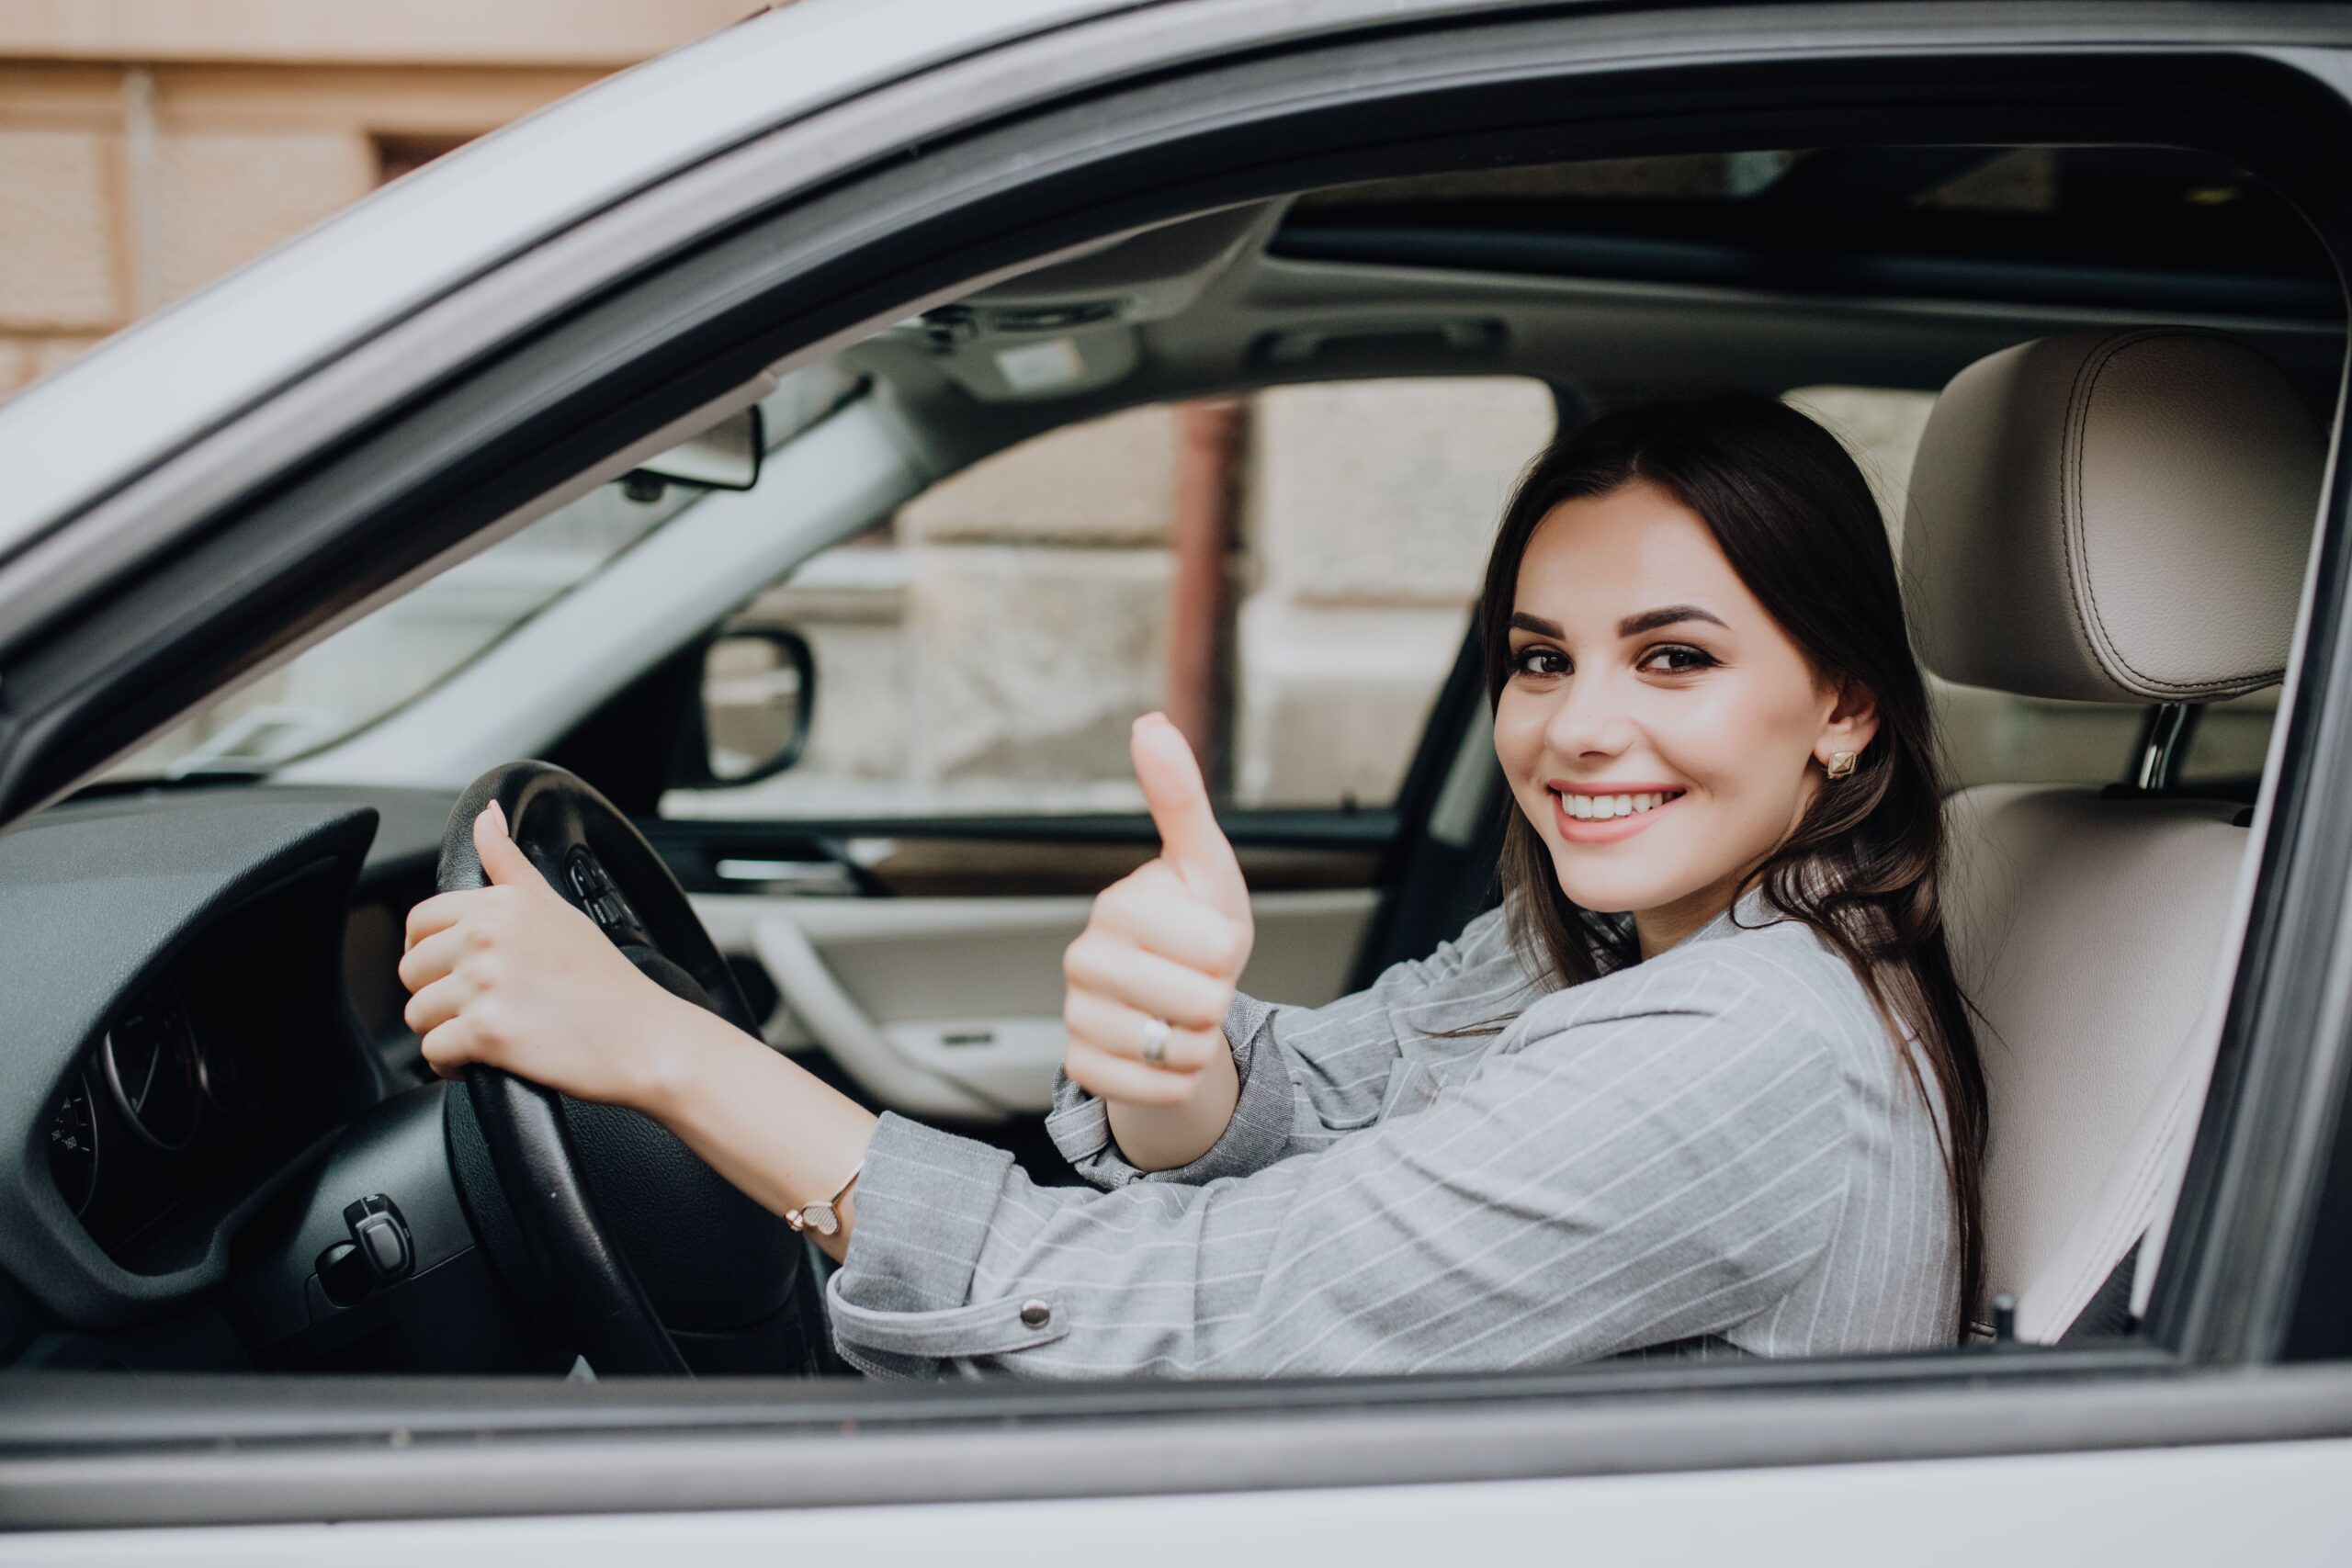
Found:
[435,761,815,1375]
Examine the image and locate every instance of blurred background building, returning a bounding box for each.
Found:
[0,0,750,393]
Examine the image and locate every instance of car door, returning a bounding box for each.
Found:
[6,0,2352,1559]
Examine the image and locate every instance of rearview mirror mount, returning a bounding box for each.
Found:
[623,403,765,499]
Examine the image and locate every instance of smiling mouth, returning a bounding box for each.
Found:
[1551,788,1684,822]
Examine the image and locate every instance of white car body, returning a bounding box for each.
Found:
[4,0,2352,1560]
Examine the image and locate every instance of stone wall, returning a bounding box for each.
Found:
[0,0,741,393]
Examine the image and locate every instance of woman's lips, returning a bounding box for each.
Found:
[1550,786,1684,843]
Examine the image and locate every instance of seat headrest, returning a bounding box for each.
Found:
[1902,328,2324,704]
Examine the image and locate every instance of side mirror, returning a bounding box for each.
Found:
[688,628,815,787]
[626,404,765,497]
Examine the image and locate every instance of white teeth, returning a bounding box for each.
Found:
[1558,788,1681,821]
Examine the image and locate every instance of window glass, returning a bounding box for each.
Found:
[104,366,858,780]
[660,378,1555,822]
[112,482,698,781]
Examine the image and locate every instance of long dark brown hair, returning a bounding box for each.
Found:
[1476,392,1988,1334]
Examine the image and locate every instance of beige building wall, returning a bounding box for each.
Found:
[0,0,749,394]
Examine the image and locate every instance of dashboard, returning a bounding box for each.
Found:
[41,865,375,1269]
[0,781,780,1378]
[0,785,474,1367]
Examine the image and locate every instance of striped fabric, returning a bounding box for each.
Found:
[827,890,1961,1379]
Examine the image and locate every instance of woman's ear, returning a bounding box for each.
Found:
[1815,678,1881,770]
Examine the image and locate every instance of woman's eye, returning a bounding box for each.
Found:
[1639,644,1717,675]
[1511,646,1569,677]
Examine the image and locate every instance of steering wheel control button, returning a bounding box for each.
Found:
[1019,1299,1052,1329]
[342,1194,414,1286]
[564,848,633,935]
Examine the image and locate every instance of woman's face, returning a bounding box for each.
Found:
[1492,478,1876,954]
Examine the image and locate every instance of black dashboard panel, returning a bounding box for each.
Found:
[47,863,378,1268]
[0,797,381,1328]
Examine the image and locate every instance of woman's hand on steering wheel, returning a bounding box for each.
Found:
[400,801,708,1111]
[1060,714,1255,1113]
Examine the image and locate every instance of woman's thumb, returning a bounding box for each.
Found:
[473,800,545,889]
[1131,714,1247,914]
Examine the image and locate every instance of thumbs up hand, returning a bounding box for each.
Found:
[1060,715,1256,1110]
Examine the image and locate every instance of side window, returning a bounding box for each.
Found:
[662,378,1555,822]
[1786,386,2276,791]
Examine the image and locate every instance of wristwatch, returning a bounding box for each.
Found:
[786,1160,864,1236]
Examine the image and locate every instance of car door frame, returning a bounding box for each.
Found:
[7,0,2352,1540]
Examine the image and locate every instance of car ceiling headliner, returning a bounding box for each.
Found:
[847,196,2347,482]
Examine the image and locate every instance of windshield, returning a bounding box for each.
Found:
[104,364,860,782]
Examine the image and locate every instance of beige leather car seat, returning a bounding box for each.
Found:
[1902,327,2324,1341]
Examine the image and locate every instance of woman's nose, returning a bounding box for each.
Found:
[1543,673,1635,758]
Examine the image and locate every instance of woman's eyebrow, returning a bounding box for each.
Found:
[1508,611,1563,637]
[1617,604,1729,637]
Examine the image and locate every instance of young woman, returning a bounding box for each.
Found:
[398,393,1988,1378]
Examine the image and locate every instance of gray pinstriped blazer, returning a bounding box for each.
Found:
[827,889,1961,1379]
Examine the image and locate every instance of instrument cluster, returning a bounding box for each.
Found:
[40,920,317,1266]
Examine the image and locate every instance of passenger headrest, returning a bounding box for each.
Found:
[1903,329,2324,704]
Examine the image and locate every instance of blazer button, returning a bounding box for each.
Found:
[1019,1299,1051,1328]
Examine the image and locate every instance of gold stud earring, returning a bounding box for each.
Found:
[1826,750,1858,780]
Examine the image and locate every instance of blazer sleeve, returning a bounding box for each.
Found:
[1043,905,1531,1188]
[831,950,1851,1380]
